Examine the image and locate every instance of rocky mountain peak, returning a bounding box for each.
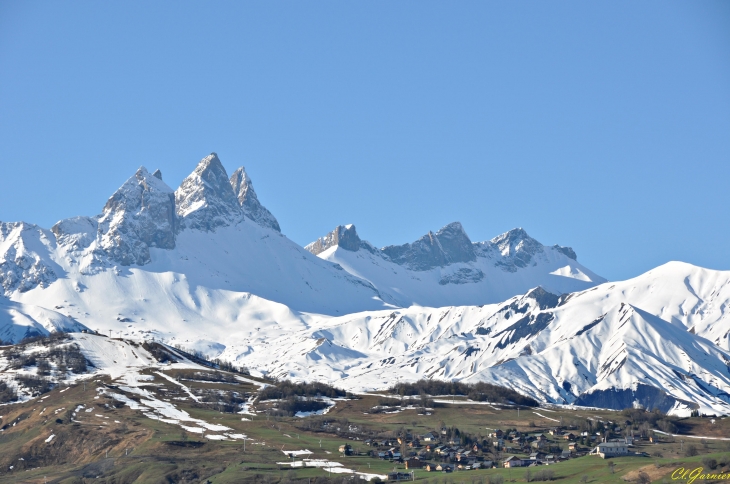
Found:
[381,222,476,271]
[305,224,362,256]
[523,286,560,310]
[552,244,577,260]
[152,169,163,180]
[97,166,177,266]
[230,167,281,232]
[490,228,540,256]
[487,228,544,271]
[174,153,244,232]
[433,222,475,263]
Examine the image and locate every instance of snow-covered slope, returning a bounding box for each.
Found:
[1,154,388,316]
[307,223,605,307]
[0,298,88,343]
[214,263,730,416]
[2,151,729,416]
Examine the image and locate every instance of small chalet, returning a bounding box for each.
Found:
[529,452,546,461]
[531,440,547,449]
[405,458,424,469]
[504,456,525,468]
[422,432,436,442]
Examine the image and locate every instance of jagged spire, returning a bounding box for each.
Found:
[230,166,281,232]
[174,153,244,232]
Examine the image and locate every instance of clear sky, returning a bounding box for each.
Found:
[1,2,728,281]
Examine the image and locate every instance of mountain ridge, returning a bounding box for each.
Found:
[1,153,728,417]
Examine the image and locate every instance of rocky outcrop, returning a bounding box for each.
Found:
[175,153,244,232]
[52,216,98,252]
[230,167,280,232]
[0,222,58,294]
[552,244,577,260]
[305,224,363,255]
[486,228,544,272]
[97,166,177,266]
[382,222,476,271]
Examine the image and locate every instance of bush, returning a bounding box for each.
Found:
[685,444,699,457]
[15,374,52,396]
[637,472,651,484]
[701,457,717,470]
[488,475,504,484]
[533,470,554,481]
[0,380,17,403]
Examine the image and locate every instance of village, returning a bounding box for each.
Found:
[330,419,647,480]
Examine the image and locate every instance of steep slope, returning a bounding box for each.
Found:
[175,153,245,232]
[308,223,605,307]
[230,166,281,232]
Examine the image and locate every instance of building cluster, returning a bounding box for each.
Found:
[353,423,639,476]
[363,429,495,473]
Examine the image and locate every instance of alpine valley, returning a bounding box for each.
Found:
[2,153,729,417]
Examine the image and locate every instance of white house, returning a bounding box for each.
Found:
[591,442,630,458]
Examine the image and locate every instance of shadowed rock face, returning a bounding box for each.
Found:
[305,225,362,255]
[230,167,280,232]
[97,167,177,266]
[382,222,476,271]
[175,153,244,232]
[552,245,577,260]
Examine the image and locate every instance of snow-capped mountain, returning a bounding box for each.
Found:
[225,262,730,416]
[1,151,729,416]
[0,154,389,320]
[306,222,605,307]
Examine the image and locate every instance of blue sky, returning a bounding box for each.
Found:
[0,1,728,281]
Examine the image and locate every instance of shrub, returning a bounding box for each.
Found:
[15,374,52,396]
[0,380,17,403]
[488,475,504,484]
[637,472,651,484]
